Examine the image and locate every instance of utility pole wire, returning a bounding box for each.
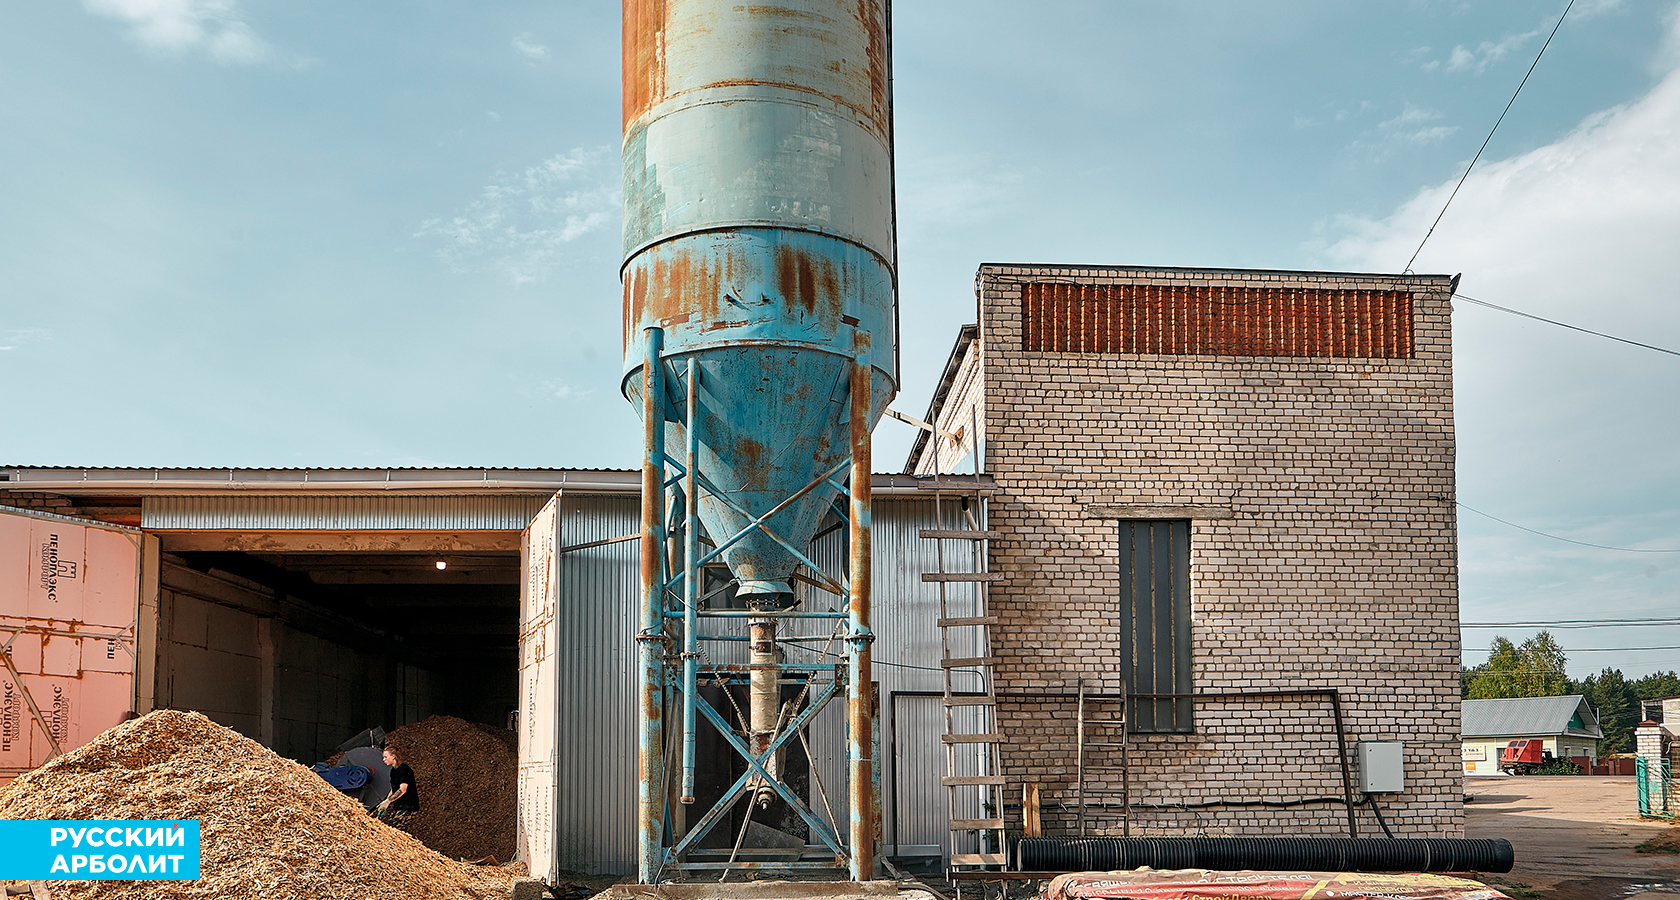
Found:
[1404,0,1576,273]
[1455,293,1680,358]
[1458,502,1680,553]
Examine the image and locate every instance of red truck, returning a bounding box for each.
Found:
[1498,739,1554,775]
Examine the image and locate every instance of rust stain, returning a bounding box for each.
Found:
[622,0,666,135]
[857,0,887,135]
[774,244,841,319]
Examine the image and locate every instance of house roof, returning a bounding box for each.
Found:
[904,324,978,474]
[1462,695,1603,740]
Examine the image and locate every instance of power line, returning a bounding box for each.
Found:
[1464,621,1680,627]
[1404,0,1575,272]
[1464,645,1680,653]
[1456,293,1680,358]
[1458,502,1680,553]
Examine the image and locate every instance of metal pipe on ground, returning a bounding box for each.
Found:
[1016,837,1515,874]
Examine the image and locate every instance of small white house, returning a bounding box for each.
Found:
[1462,695,1602,775]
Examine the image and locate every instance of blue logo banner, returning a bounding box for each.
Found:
[0,821,201,880]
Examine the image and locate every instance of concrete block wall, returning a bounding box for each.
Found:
[969,264,1462,837]
[158,565,267,741]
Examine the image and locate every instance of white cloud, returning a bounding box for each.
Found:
[0,328,52,352]
[1376,105,1459,146]
[84,0,271,64]
[896,152,1023,238]
[1444,27,1541,74]
[543,380,594,401]
[513,32,549,60]
[417,147,621,285]
[1325,15,1680,666]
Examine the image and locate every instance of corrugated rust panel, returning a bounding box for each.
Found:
[142,495,548,530]
[1020,283,1415,359]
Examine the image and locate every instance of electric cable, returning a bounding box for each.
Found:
[1404,0,1576,272]
[1458,502,1680,553]
[1456,293,1680,358]
[1365,794,1398,840]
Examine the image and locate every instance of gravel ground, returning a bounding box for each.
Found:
[1466,775,1680,898]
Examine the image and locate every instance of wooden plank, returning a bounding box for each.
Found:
[919,529,1002,540]
[942,696,995,707]
[922,572,1004,583]
[1023,783,1042,837]
[942,775,1007,786]
[949,854,1008,866]
[949,819,1008,831]
[943,733,1003,743]
[943,657,1000,668]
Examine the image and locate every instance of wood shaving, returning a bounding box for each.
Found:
[384,717,517,864]
[0,710,513,900]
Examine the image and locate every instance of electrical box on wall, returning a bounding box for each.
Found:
[1357,741,1405,793]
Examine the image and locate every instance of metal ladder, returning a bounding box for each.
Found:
[921,472,1007,872]
[1074,679,1130,837]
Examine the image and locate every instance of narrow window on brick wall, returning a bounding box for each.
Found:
[1119,520,1192,733]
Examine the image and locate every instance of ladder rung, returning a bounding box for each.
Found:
[943,733,1003,743]
[920,529,1002,540]
[1083,764,1128,771]
[938,616,1000,627]
[943,696,995,707]
[917,481,995,494]
[1082,718,1128,725]
[943,657,1000,668]
[1084,742,1126,748]
[942,775,1008,786]
[949,819,1007,831]
[949,854,1008,866]
[923,572,1004,583]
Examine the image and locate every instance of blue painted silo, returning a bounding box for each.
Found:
[620,0,898,600]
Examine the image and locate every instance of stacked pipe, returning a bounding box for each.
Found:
[1017,837,1515,874]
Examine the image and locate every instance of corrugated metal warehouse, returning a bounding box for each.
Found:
[1,262,1464,875]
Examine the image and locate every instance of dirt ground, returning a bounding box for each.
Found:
[1466,775,1680,899]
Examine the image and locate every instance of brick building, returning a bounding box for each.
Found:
[910,263,1463,837]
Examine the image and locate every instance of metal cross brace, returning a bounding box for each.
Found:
[666,675,846,861]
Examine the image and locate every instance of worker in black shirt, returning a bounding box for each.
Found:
[376,745,421,833]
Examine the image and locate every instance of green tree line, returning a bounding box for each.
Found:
[1461,630,1680,755]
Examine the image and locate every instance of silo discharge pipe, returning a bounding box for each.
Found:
[749,612,783,807]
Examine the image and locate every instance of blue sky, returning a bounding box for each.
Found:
[3,1,1678,678]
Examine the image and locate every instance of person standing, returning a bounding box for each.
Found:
[376,745,420,832]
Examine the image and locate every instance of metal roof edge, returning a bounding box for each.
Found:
[903,324,978,474]
[976,262,1457,283]
[0,467,968,497]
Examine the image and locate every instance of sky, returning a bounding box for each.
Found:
[2,1,1678,679]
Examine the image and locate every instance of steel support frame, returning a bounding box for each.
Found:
[636,326,878,883]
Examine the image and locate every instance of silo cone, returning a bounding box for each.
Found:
[621,0,899,600]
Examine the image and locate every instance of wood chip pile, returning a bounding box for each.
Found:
[0,710,513,900]
[384,716,517,864]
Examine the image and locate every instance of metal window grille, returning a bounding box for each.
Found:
[1118,520,1192,733]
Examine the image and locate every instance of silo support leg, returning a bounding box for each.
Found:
[847,358,875,882]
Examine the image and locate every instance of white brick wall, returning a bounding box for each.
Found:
[929,264,1463,837]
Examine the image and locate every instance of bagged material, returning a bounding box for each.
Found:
[1041,869,1511,900]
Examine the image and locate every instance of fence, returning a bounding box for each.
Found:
[1637,757,1674,821]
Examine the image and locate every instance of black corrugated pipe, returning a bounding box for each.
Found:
[1017,837,1514,873]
